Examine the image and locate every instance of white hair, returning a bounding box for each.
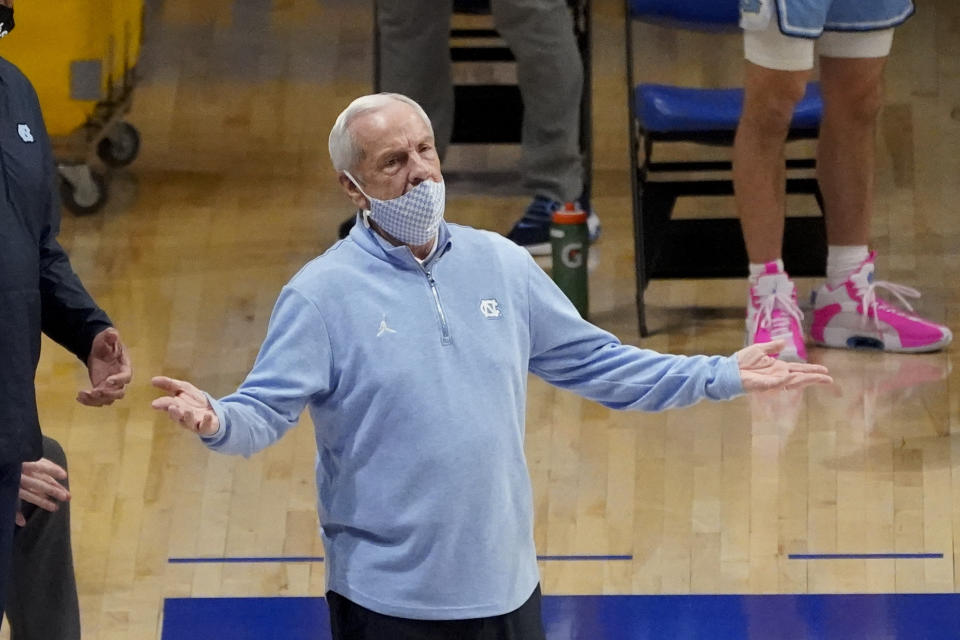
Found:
[328,93,433,173]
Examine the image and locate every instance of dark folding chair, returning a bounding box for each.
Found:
[626,0,827,336]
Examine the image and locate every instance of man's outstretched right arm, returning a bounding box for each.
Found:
[150,286,334,456]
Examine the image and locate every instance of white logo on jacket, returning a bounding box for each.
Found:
[18,124,34,143]
[377,314,397,337]
[479,299,501,319]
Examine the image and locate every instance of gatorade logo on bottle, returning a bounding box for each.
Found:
[561,243,584,269]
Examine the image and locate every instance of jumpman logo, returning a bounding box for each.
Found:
[377,314,397,337]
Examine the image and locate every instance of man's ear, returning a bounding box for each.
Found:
[338,173,369,211]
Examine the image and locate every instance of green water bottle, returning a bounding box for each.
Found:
[550,202,589,319]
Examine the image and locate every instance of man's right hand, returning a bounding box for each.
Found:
[17,458,70,527]
[151,376,220,437]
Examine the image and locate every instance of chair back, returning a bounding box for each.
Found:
[628,0,740,32]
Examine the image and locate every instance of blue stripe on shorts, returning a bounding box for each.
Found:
[775,0,914,37]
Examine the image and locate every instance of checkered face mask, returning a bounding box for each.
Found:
[345,172,445,246]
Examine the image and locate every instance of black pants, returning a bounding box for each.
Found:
[327,584,547,640]
[0,460,22,630]
[6,436,81,640]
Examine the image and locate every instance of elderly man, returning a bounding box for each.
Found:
[0,2,133,626]
[152,93,830,639]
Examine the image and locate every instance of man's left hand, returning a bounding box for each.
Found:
[735,340,833,393]
[79,327,133,406]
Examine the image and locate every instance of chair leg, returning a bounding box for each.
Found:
[632,183,648,337]
[630,150,653,337]
[640,184,676,271]
[634,181,678,337]
[814,181,825,216]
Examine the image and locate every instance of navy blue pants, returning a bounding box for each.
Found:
[327,584,547,640]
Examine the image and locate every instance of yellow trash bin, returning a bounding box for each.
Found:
[0,2,109,137]
[0,0,144,214]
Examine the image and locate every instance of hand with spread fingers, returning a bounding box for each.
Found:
[17,457,70,527]
[78,327,133,406]
[150,376,220,437]
[735,340,833,393]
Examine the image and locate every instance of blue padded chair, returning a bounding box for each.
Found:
[626,0,826,336]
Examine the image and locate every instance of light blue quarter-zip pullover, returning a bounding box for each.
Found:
[202,217,744,620]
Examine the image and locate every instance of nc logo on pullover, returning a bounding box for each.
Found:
[479,299,501,319]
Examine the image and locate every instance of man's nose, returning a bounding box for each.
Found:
[408,152,435,185]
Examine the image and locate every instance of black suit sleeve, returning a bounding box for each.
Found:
[36,134,112,363]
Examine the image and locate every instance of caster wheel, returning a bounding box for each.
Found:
[59,165,108,215]
[96,121,140,168]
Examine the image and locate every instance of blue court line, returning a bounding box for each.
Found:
[538,555,632,561]
[789,553,942,560]
[169,556,325,564]
[163,593,960,640]
[168,554,632,564]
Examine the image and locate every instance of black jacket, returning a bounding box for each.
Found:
[0,56,111,465]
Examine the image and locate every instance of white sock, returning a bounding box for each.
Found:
[748,259,785,281]
[826,245,869,288]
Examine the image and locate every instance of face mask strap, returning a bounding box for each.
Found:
[342,170,372,201]
[343,170,374,227]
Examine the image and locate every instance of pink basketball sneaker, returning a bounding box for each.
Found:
[811,252,953,352]
[746,262,807,362]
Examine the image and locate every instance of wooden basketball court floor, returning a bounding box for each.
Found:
[3,0,958,637]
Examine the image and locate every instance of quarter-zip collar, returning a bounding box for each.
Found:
[347,212,455,345]
[348,211,453,271]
